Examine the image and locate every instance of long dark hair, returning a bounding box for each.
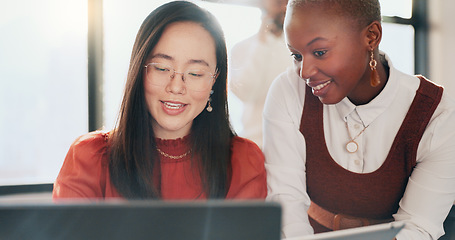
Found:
[108,1,234,199]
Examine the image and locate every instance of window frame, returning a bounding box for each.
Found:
[382,0,428,76]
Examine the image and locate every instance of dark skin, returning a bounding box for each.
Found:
[285,5,396,238]
[284,4,388,106]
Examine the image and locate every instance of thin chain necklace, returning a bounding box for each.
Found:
[156,148,191,160]
[344,121,369,153]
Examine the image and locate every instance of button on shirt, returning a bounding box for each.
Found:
[263,53,455,240]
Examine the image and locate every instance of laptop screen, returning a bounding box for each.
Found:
[0,200,282,240]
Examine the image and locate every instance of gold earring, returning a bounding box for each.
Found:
[206,90,213,112]
[369,50,380,87]
[206,98,212,112]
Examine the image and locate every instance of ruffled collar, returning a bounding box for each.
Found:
[155,135,192,162]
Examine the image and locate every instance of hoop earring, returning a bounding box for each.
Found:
[206,90,214,112]
[369,50,380,87]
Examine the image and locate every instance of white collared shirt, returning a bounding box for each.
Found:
[263,53,455,240]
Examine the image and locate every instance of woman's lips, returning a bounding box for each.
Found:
[312,80,332,90]
[161,101,187,115]
[162,101,185,110]
[306,80,333,97]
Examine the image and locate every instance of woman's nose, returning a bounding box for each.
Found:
[167,71,186,94]
[299,59,317,80]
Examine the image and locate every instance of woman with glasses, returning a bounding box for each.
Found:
[53,1,266,200]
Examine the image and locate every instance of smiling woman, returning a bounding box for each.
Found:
[52,1,267,201]
[143,21,218,139]
[264,1,455,240]
[103,0,262,134]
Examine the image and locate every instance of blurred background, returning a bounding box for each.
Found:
[0,0,453,188]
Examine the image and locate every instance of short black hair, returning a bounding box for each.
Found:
[289,0,381,29]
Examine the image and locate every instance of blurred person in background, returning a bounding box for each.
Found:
[229,0,291,148]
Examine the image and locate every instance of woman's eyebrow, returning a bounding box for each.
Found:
[287,36,329,51]
[188,59,210,67]
[150,53,173,61]
[307,37,328,46]
[150,53,211,67]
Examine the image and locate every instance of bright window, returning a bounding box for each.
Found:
[0,0,88,185]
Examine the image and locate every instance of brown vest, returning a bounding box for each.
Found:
[299,76,443,233]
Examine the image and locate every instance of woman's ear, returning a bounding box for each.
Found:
[364,21,382,50]
[212,70,219,86]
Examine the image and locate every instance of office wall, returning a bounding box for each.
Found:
[429,1,455,97]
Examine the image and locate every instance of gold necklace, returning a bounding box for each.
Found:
[156,148,191,160]
[344,121,369,153]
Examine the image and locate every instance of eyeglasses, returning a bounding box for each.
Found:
[144,62,216,92]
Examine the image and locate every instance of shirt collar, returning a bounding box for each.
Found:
[336,52,400,126]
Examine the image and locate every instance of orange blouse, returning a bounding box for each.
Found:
[53,132,267,200]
